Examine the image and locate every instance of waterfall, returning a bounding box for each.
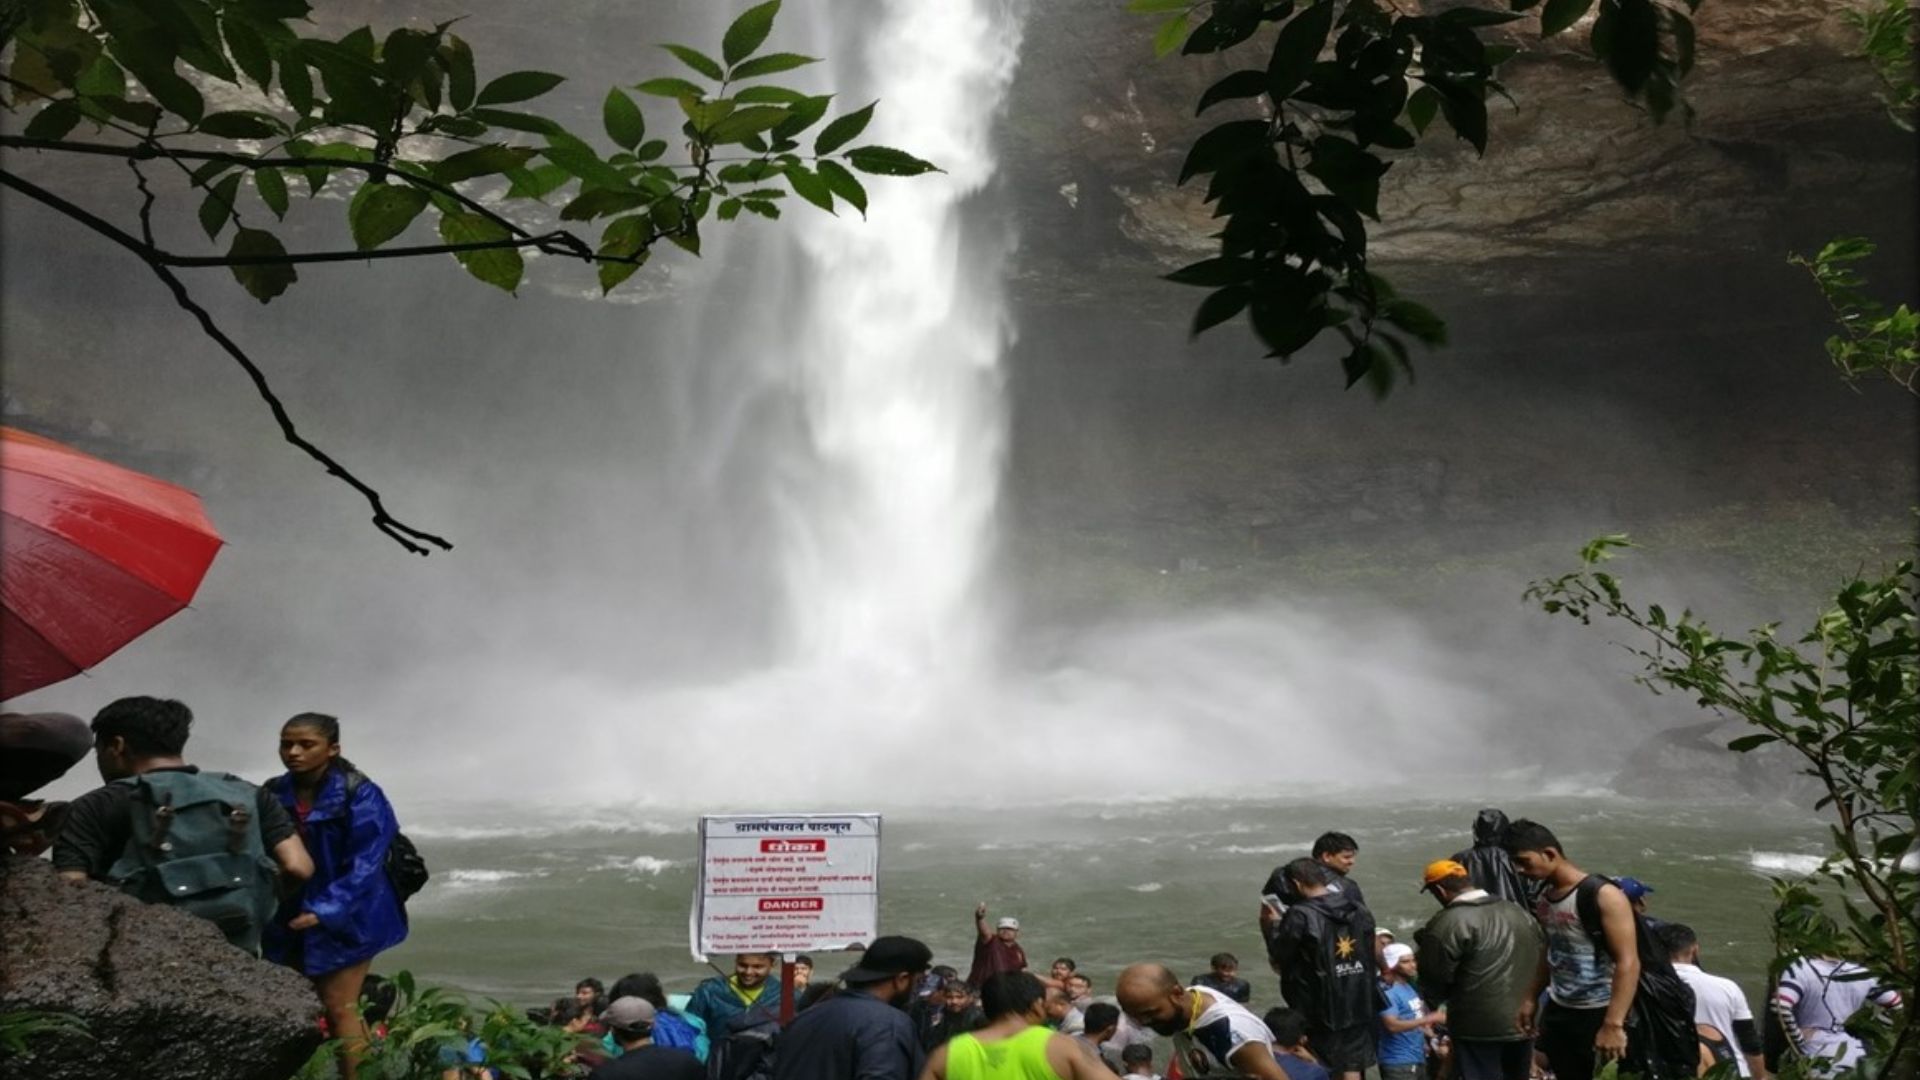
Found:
[776,2,1024,677]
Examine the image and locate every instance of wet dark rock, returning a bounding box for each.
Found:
[0,855,322,1080]
[1613,720,1823,803]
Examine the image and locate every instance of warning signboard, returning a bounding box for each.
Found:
[693,814,882,957]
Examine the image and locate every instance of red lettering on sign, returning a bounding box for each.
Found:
[760,839,827,854]
[758,897,825,912]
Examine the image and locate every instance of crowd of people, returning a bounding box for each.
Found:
[2,701,1907,1080]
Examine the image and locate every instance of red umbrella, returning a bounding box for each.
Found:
[1,427,223,701]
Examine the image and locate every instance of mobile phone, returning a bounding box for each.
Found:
[1261,892,1286,914]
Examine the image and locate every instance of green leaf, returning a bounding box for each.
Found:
[198,110,283,139]
[430,144,537,184]
[735,84,809,104]
[439,35,476,111]
[843,145,940,176]
[1727,734,1777,753]
[474,69,564,107]
[1127,0,1193,12]
[730,52,817,79]
[24,100,82,139]
[1381,298,1447,346]
[771,94,831,140]
[228,227,297,302]
[439,210,523,293]
[74,53,128,98]
[708,105,790,143]
[634,76,706,99]
[504,163,571,200]
[1153,13,1190,57]
[542,133,631,191]
[816,160,868,217]
[559,188,650,221]
[597,214,652,293]
[660,43,724,81]
[253,166,289,218]
[1305,135,1387,219]
[349,183,430,250]
[1540,0,1595,36]
[1268,1,1336,99]
[223,17,274,89]
[1177,118,1268,184]
[1191,286,1251,337]
[1596,0,1660,94]
[277,45,314,116]
[813,101,876,155]
[468,108,564,135]
[1405,86,1441,135]
[785,164,835,213]
[1165,257,1254,287]
[199,173,242,240]
[602,88,647,150]
[1197,70,1269,114]
[723,0,781,67]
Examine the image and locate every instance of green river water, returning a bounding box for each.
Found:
[383,794,1827,1011]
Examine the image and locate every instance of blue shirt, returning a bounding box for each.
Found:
[1278,1054,1332,1080]
[1377,982,1428,1066]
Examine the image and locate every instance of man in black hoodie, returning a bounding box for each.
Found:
[1265,858,1379,1080]
[1449,809,1530,906]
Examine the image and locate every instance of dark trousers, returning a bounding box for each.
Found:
[1538,1002,1607,1080]
[1453,1039,1534,1080]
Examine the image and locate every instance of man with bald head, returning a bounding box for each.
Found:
[1115,964,1290,1080]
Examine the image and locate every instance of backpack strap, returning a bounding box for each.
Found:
[1573,873,1609,943]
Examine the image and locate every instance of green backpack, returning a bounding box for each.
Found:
[105,770,281,954]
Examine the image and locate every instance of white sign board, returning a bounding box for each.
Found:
[693,813,882,957]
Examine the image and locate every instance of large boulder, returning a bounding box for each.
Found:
[0,856,323,1080]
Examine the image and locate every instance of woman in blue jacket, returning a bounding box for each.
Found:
[264,712,408,1079]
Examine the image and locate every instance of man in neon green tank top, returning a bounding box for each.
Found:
[921,972,1115,1080]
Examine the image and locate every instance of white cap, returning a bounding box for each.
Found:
[1374,928,1395,939]
[997,916,1021,930]
[1382,943,1414,969]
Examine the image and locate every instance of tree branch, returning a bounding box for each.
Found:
[0,160,452,555]
[3,133,544,245]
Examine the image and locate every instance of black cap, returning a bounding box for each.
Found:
[839,935,934,983]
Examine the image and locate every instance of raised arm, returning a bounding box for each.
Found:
[975,901,992,942]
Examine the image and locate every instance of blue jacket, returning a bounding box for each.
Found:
[262,767,408,975]
[687,976,775,1036]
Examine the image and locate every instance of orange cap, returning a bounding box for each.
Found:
[1421,859,1469,888]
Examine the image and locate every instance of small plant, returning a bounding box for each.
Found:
[292,970,589,1080]
[0,1009,89,1058]
[1789,237,1920,397]
[1528,539,1918,1080]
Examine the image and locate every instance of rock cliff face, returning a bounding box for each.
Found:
[1001,0,1912,295]
[0,857,323,1080]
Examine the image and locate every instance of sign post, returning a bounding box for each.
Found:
[693,813,883,1005]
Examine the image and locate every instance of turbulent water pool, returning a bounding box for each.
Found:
[384,794,1826,1009]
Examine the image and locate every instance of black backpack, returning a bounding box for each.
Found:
[708,1006,781,1080]
[1572,875,1698,1080]
[337,768,428,901]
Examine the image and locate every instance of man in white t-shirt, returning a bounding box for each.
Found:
[1773,954,1904,1073]
[1661,923,1765,1078]
[1116,963,1290,1080]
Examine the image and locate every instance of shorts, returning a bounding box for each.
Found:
[1453,1038,1535,1080]
[1381,1064,1427,1080]
[1307,1023,1378,1074]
